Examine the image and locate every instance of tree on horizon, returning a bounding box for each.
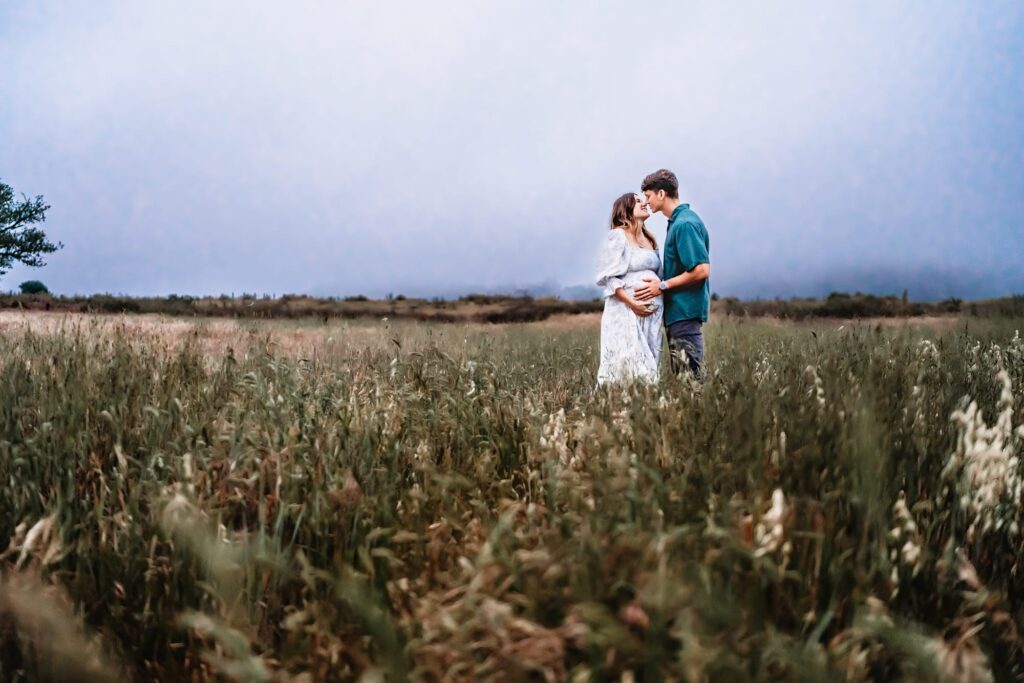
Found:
[0,178,62,278]
[19,279,49,295]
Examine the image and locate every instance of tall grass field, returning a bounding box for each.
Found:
[1,312,1023,681]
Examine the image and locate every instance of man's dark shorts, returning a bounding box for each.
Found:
[666,318,704,379]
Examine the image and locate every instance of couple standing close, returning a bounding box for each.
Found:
[596,169,711,385]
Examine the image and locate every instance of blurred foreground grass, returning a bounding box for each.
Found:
[1,313,1023,681]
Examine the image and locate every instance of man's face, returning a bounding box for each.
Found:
[643,189,664,212]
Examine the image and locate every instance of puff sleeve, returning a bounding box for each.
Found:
[595,229,629,299]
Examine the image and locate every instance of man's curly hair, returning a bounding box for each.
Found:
[641,169,679,199]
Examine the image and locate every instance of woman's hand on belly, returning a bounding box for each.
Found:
[625,296,656,318]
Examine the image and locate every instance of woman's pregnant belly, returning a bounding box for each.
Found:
[620,270,663,309]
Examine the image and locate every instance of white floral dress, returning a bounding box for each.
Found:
[595,229,664,385]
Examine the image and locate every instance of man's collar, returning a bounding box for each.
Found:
[669,203,689,221]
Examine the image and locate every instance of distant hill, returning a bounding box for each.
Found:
[353,265,1023,304]
[546,264,1024,304]
[718,264,1024,303]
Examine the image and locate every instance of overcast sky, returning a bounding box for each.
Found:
[1,1,1022,299]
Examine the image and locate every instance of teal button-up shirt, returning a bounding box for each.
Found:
[662,203,711,325]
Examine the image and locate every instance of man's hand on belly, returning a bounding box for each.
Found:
[634,277,663,302]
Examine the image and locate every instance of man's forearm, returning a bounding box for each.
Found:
[664,264,710,291]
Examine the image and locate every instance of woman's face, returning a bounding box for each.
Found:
[632,195,650,221]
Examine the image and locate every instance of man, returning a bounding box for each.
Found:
[634,169,711,379]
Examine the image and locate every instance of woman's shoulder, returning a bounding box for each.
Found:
[605,228,628,243]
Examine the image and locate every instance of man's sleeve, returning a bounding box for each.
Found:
[675,222,709,271]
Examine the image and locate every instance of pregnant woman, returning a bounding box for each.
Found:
[595,192,664,385]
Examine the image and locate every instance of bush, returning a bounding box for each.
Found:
[19,280,49,295]
[940,297,963,313]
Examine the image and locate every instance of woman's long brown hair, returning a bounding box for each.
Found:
[609,193,657,249]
